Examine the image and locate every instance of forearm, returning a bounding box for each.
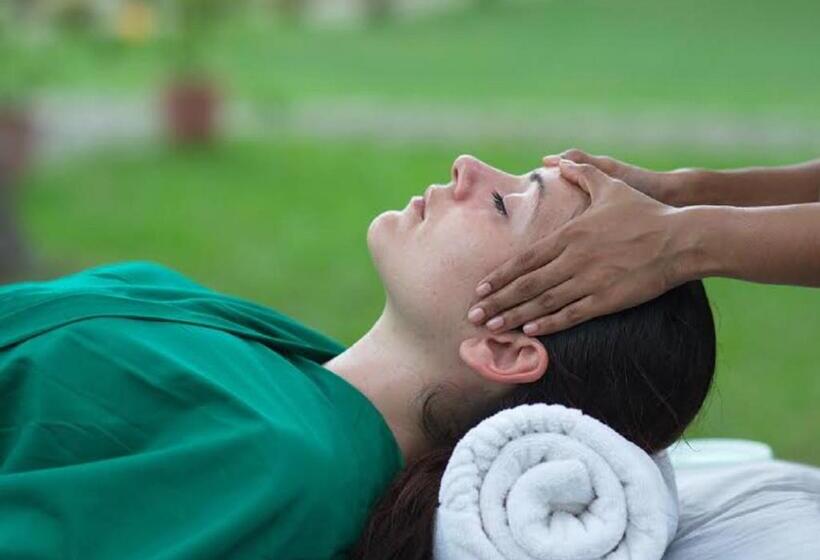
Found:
[668,159,820,207]
[674,203,820,286]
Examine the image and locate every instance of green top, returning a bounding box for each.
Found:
[0,261,405,559]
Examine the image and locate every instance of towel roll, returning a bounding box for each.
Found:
[433,403,679,560]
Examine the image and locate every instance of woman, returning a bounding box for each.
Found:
[0,156,715,559]
[348,156,716,559]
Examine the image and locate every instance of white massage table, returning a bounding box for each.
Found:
[663,439,820,560]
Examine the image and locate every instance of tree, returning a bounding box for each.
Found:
[364,0,392,24]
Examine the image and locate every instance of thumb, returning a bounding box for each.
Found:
[545,150,622,177]
[558,159,615,201]
[543,148,592,167]
[560,148,596,165]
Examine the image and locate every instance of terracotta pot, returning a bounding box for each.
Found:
[163,79,221,144]
[0,105,34,185]
[0,105,33,283]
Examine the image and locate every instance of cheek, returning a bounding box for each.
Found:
[540,206,572,229]
[419,213,513,292]
[368,208,515,333]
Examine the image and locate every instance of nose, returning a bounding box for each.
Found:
[451,154,486,200]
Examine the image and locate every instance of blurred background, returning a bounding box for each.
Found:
[1,0,818,463]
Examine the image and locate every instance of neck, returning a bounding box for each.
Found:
[322,310,448,465]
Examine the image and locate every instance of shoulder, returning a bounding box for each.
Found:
[77,260,209,291]
[0,260,208,299]
[13,316,193,377]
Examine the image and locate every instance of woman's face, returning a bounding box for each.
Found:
[368,155,590,345]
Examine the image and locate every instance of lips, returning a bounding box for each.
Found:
[411,183,445,220]
[412,196,425,219]
[423,185,435,209]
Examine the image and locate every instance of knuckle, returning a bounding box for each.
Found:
[563,223,587,243]
[611,176,626,187]
[518,248,539,268]
[599,156,618,173]
[577,163,596,176]
[515,275,540,296]
[556,224,577,243]
[563,148,586,160]
[502,308,520,324]
[536,290,554,307]
[564,304,585,325]
[481,296,500,315]
[487,270,510,289]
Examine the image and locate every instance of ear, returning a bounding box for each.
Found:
[459,331,548,385]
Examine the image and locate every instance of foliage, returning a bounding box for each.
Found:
[170,0,234,76]
[1,0,819,117]
[0,9,48,105]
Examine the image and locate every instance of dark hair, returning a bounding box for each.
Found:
[347,280,716,560]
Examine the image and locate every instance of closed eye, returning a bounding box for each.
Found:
[492,191,507,216]
[492,174,541,218]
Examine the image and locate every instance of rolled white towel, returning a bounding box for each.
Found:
[433,403,679,560]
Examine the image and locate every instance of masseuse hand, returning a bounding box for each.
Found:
[468,159,689,336]
[544,148,687,206]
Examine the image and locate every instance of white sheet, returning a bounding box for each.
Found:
[663,459,820,560]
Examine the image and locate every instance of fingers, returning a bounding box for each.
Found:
[542,152,618,200]
[470,276,580,333]
[543,148,592,167]
[543,149,595,169]
[469,255,574,328]
[519,295,601,336]
[544,149,621,176]
[542,155,562,167]
[557,160,616,199]
[472,234,566,302]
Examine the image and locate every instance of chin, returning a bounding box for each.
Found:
[366,214,393,284]
[366,211,400,259]
[367,213,415,303]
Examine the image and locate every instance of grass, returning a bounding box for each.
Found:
[18,138,820,465]
[7,0,820,118]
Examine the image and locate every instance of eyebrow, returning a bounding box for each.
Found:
[526,170,545,227]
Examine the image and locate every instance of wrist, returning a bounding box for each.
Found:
[661,168,708,207]
[667,205,728,282]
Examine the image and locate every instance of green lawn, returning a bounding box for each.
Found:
[7,0,820,118]
[19,139,820,464]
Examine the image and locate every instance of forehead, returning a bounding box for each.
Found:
[525,167,589,238]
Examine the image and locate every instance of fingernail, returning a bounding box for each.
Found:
[486,316,504,330]
[543,155,560,165]
[476,282,492,297]
[467,307,485,323]
[523,322,538,335]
